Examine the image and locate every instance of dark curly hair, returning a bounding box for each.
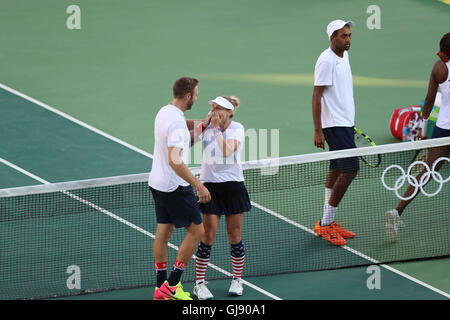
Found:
[440,33,450,55]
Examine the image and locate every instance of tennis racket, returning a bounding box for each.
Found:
[353,126,382,168]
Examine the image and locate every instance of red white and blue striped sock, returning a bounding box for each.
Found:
[230,241,245,279]
[195,242,211,284]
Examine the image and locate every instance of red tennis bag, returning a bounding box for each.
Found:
[389,105,421,140]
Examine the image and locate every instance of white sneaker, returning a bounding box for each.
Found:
[385,209,401,242]
[228,278,243,296]
[193,282,214,300]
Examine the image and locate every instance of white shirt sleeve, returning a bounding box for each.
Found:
[167,120,187,149]
[225,124,245,143]
[314,56,333,86]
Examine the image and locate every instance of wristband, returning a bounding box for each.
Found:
[195,184,205,193]
[421,118,428,137]
[194,122,206,136]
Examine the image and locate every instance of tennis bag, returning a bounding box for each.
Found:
[389,105,421,141]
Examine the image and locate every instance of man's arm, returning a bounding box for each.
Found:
[187,113,213,145]
[312,86,326,149]
[187,119,205,146]
[186,119,202,131]
[168,146,211,203]
[189,131,199,147]
[189,121,204,146]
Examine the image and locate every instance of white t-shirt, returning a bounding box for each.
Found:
[148,104,190,192]
[200,121,245,183]
[436,60,450,129]
[314,47,355,128]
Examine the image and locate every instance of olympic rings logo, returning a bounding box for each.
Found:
[381,157,450,200]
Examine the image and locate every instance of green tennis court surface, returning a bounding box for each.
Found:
[1,85,449,300]
[0,0,449,300]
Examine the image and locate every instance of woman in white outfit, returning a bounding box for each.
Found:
[385,33,450,242]
[192,96,251,300]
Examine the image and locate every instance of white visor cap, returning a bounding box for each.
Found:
[208,96,234,111]
[326,20,354,40]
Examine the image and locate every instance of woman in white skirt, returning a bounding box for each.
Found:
[193,96,251,300]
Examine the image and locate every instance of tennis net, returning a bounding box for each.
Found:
[1,137,449,299]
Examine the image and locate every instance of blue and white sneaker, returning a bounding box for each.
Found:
[193,281,214,300]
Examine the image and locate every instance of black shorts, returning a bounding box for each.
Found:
[323,126,360,173]
[199,181,252,215]
[149,185,202,228]
[432,125,450,139]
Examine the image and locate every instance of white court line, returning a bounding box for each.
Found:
[2,83,448,299]
[381,264,450,298]
[0,82,153,160]
[0,158,49,185]
[0,157,281,300]
[251,201,450,299]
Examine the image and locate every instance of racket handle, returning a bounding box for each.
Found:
[421,118,428,137]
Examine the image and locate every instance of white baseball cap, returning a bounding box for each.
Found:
[208,96,234,110]
[326,19,354,40]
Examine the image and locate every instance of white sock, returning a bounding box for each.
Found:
[321,204,337,226]
[324,187,333,205]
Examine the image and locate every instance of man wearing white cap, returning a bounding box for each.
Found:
[312,20,358,246]
[192,96,252,300]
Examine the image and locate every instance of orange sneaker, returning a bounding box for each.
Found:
[314,220,346,246]
[331,222,355,239]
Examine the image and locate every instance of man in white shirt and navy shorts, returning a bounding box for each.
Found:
[149,77,211,300]
[312,20,358,246]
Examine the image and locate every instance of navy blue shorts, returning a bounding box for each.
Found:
[149,185,202,228]
[323,126,360,173]
[199,181,251,215]
[432,125,450,139]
